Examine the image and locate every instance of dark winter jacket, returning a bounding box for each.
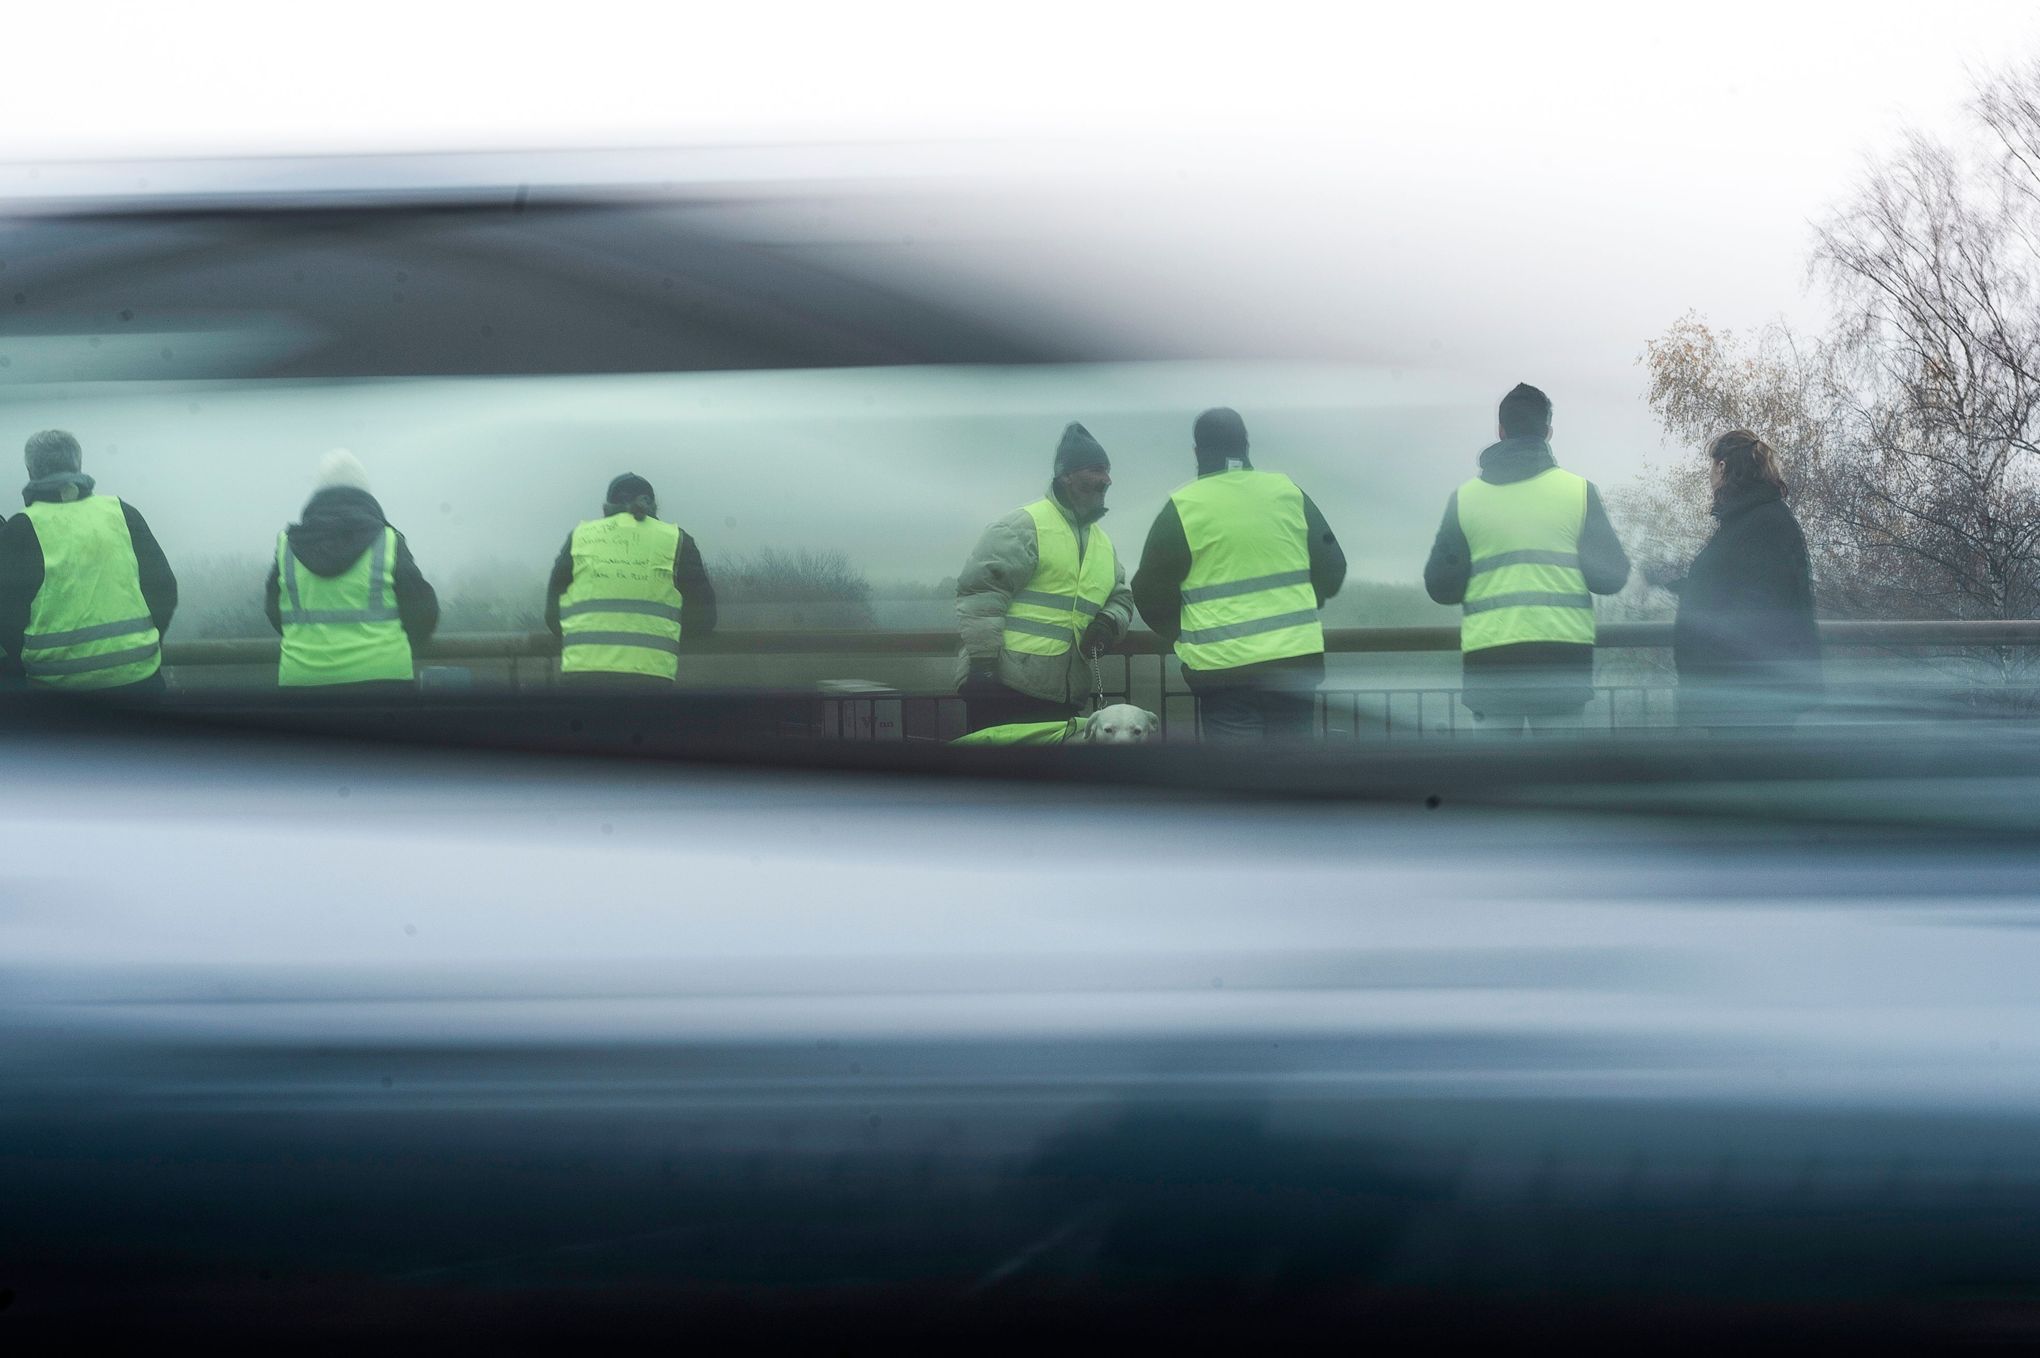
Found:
[543,520,717,641]
[263,487,439,643]
[0,475,177,672]
[1671,482,1822,725]
[1423,437,1630,711]
[1130,463,1347,687]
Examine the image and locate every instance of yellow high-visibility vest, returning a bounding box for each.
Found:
[1001,498,1116,658]
[17,498,161,689]
[276,526,414,686]
[559,513,686,680]
[1456,469,1595,651]
[1169,470,1323,671]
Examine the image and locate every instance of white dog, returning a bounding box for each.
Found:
[1079,703,1160,745]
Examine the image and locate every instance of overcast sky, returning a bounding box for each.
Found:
[2,2,2037,590]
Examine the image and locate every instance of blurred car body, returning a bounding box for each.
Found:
[6,160,2040,1347]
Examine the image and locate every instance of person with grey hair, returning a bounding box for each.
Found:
[263,450,439,688]
[0,429,177,691]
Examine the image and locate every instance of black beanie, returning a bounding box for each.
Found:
[1053,422,1110,477]
[1498,383,1553,437]
[604,472,657,519]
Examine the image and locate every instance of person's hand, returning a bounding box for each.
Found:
[1080,618,1117,655]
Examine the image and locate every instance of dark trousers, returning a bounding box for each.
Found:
[117,670,168,696]
[560,671,675,691]
[1197,684,1317,742]
[963,684,1077,734]
[6,669,170,700]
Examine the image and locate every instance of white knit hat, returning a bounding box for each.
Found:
[315,448,370,493]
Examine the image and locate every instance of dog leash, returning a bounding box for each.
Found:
[1085,644,1107,712]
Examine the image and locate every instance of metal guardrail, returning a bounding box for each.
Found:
[156,619,2040,668]
[156,621,2040,742]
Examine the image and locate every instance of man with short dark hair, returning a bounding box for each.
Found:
[1423,383,1630,734]
[0,429,176,691]
[1131,408,1346,742]
[545,473,716,686]
[955,423,1135,733]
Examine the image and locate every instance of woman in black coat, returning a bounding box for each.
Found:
[1671,430,1822,728]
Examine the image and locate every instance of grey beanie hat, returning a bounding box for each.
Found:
[1053,422,1110,477]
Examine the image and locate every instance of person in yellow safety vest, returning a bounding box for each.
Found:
[1423,383,1630,735]
[544,472,717,687]
[1131,408,1346,742]
[955,422,1135,733]
[263,451,440,690]
[0,429,177,694]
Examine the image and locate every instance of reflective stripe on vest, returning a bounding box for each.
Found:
[1455,468,1595,652]
[18,497,162,689]
[277,525,415,686]
[558,513,686,679]
[950,718,1077,746]
[1168,469,1323,671]
[1001,499,1116,657]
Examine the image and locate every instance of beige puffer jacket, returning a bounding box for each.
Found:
[954,489,1134,705]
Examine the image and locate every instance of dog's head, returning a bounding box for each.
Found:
[1081,704,1160,745]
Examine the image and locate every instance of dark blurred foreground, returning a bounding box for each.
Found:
[8,696,2040,1345]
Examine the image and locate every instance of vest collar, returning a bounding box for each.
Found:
[1047,483,1108,527]
[1476,438,1556,484]
[22,472,95,505]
